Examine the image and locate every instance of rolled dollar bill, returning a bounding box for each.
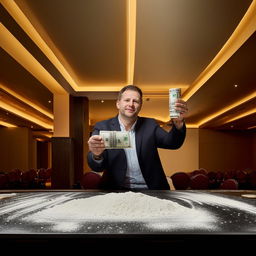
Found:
[169,88,181,118]
[99,131,132,149]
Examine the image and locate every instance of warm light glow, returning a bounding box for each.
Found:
[1,0,79,91]
[0,120,17,128]
[143,85,189,99]
[155,115,199,128]
[0,101,53,130]
[248,125,256,130]
[1,84,53,119]
[126,0,137,85]
[34,131,53,138]
[198,92,256,126]
[73,84,189,93]
[0,23,66,95]
[186,124,199,129]
[224,109,255,124]
[183,0,256,101]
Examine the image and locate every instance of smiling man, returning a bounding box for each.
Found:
[87,85,188,190]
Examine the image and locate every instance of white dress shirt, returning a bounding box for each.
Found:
[118,117,148,189]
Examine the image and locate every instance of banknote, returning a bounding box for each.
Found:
[99,130,132,149]
[169,88,181,118]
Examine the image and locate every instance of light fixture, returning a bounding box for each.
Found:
[0,23,66,95]
[1,84,53,119]
[198,92,256,126]
[126,0,137,85]
[0,101,53,130]
[0,120,17,128]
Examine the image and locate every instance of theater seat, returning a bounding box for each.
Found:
[190,173,209,189]
[220,178,239,190]
[81,171,102,189]
[170,172,190,190]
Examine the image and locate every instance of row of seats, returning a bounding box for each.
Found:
[80,169,256,190]
[2,168,255,191]
[170,168,256,190]
[0,168,52,189]
[0,168,101,190]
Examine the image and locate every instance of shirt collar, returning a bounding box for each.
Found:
[118,115,137,132]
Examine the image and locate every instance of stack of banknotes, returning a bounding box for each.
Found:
[99,130,132,149]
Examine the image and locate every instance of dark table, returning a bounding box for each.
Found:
[0,189,256,252]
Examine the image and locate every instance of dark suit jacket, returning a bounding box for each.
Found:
[87,116,186,190]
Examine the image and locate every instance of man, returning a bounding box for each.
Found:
[87,85,188,190]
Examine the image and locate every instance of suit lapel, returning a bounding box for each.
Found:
[135,117,144,158]
[110,116,121,131]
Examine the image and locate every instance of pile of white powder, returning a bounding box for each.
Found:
[24,192,189,221]
[21,191,218,232]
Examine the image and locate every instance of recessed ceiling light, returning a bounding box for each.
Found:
[101,100,104,103]
[234,84,238,88]
[48,100,52,103]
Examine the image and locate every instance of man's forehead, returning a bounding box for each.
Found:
[122,90,140,98]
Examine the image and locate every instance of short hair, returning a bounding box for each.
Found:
[117,85,143,101]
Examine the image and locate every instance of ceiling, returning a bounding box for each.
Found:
[0,0,255,139]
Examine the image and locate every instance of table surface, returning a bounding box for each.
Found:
[1,189,256,237]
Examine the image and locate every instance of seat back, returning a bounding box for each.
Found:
[170,172,190,190]
[81,171,102,189]
[220,178,239,190]
[190,173,209,189]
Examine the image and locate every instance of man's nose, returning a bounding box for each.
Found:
[129,101,135,106]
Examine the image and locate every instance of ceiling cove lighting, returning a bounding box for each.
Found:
[33,131,53,138]
[1,84,53,119]
[126,0,137,85]
[0,101,53,130]
[1,0,79,92]
[198,92,256,126]
[223,109,256,124]
[0,121,17,128]
[0,23,66,95]
[182,0,256,101]
[1,0,129,92]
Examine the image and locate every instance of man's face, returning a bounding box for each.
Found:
[116,89,142,119]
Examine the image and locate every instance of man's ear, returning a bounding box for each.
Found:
[116,100,120,109]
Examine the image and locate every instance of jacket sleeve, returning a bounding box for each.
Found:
[155,121,186,149]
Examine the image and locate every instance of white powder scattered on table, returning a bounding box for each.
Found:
[0,193,16,200]
[22,191,217,232]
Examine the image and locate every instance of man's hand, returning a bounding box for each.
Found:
[88,135,105,156]
[172,99,188,129]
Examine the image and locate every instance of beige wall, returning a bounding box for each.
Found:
[159,128,256,180]
[159,128,199,177]
[0,127,36,172]
[199,129,255,172]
